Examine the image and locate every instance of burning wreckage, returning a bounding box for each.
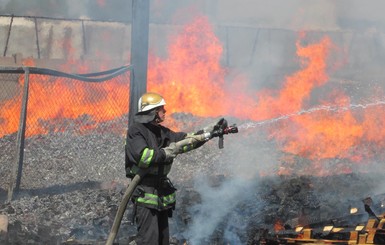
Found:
[250,195,385,245]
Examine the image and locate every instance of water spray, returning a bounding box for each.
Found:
[238,100,385,130]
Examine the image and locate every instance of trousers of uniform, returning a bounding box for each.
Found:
[134,205,170,245]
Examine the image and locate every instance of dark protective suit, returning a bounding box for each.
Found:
[125,122,186,245]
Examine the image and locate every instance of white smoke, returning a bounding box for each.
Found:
[184,175,258,244]
[0,0,11,8]
[66,0,91,19]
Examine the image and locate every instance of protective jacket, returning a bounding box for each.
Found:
[125,122,186,211]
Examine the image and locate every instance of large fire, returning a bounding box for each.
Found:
[0,58,129,136]
[1,15,385,175]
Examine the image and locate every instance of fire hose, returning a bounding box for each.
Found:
[106,120,238,245]
[106,168,149,245]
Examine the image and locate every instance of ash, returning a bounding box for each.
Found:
[1,115,385,244]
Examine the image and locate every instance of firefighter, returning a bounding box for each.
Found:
[125,92,222,245]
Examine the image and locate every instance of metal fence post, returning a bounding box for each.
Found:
[3,15,13,57]
[33,17,41,59]
[128,0,149,126]
[7,67,30,201]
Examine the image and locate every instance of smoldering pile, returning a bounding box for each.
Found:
[1,113,385,244]
[2,172,383,244]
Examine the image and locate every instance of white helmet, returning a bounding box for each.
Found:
[138,92,166,113]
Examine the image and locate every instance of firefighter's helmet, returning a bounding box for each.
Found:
[134,92,166,123]
[138,92,166,113]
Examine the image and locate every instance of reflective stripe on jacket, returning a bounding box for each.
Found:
[125,122,186,210]
[137,192,176,208]
[133,179,177,210]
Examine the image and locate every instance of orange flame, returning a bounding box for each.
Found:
[148,16,227,117]
[148,16,255,119]
[274,219,285,232]
[1,15,385,176]
[0,58,129,137]
[254,35,332,120]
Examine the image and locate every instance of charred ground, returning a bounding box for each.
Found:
[1,115,385,244]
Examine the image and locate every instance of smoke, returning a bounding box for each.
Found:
[181,127,279,244]
[65,0,90,19]
[0,0,10,8]
[184,175,259,244]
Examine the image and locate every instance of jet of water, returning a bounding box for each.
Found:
[238,99,385,129]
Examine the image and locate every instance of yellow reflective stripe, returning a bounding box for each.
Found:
[137,193,158,206]
[182,144,194,153]
[162,193,176,205]
[136,193,176,207]
[139,148,154,168]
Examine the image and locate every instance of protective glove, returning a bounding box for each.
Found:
[185,134,207,142]
[162,133,211,162]
[162,142,179,162]
[175,134,207,153]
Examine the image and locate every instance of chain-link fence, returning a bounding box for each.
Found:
[0,66,131,201]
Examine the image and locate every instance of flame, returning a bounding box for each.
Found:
[254,35,332,120]
[0,86,21,137]
[1,15,385,176]
[277,110,363,160]
[146,17,385,173]
[274,219,285,232]
[148,16,254,119]
[252,35,355,172]
[0,59,129,137]
[26,75,128,136]
[148,16,227,117]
